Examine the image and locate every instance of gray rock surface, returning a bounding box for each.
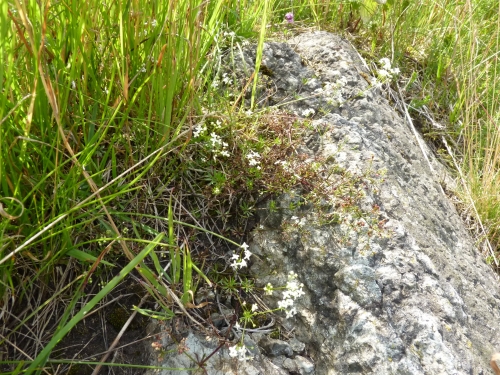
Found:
[147,31,500,374]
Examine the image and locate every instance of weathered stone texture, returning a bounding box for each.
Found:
[149,31,500,375]
[248,31,500,374]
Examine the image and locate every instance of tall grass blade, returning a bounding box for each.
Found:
[25,233,164,374]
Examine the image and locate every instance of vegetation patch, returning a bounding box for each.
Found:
[1,0,499,373]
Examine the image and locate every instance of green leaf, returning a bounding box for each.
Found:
[25,233,164,374]
[66,249,115,267]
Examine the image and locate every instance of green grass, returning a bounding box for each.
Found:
[1,0,500,373]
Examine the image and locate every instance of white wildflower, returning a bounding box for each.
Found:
[228,344,253,362]
[264,283,274,295]
[251,304,258,312]
[230,254,248,270]
[246,150,261,167]
[222,73,231,85]
[277,271,305,318]
[302,108,315,117]
[243,249,252,261]
[379,57,391,70]
[209,132,222,147]
[377,58,400,82]
[377,69,391,79]
[193,123,207,137]
[285,307,297,318]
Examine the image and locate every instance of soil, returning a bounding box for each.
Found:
[52,280,155,375]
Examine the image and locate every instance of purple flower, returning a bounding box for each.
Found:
[285,12,294,23]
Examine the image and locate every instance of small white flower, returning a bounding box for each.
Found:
[151,19,157,27]
[193,123,207,137]
[228,345,239,357]
[210,132,222,147]
[264,283,273,295]
[278,298,294,309]
[222,73,231,85]
[228,344,252,362]
[251,304,258,312]
[276,271,305,318]
[230,256,248,270]
[243,249,252,261]
[379,57,391,70]
[378,69,390,79]
[302,108,315,117]
[285,307,297,318]
[246,150,261,167]
[241,242,249,251]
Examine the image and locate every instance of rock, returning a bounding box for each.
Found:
[295,355,315,374]
[145,330,289,375]
[147,31,500,375]
[245,31,500,374]
[259,337,294,357]
[289,337,306,353]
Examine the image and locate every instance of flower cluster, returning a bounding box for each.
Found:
[264,272,305,318]
[193,122,207,138]
[212,72,233,88]
[302,108,315,117]
[277,271,305,318]
[246,150,261,169]
[228,344,253,361]
[313,74,348,105]
[193,120,230,159]
[230,242,252,270]
[377,58,400,82]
